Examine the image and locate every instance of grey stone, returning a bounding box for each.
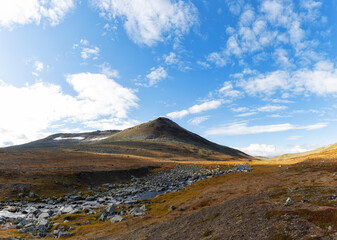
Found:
[285,197,295,206]
[168,205,176,211]
[110,215,126,223]
[60,206,74,214]
[37,224,47,234]
[128,207,144,216]
[140,204,147,211]
[29,192,38,198]
[38,212,49,222]
[58,231,74,238]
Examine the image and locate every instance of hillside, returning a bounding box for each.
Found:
[100,117,249,158]
[268,142,337,164]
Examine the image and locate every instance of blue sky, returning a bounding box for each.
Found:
[1,0,337,157]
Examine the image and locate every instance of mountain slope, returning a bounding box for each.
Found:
[269,142,337,164]
[100,117,249,158]
[14,130,120,148]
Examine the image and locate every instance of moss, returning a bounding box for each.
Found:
[202,230,212,237]
[265,211,281,220]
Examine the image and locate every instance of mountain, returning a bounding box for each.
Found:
[13,117,249,159]
[100,117,249,158]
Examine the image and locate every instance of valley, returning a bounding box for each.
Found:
[0,118,335,239]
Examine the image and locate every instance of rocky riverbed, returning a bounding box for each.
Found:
[0,164,252,238]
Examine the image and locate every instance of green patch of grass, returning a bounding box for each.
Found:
[202,230,212,237]
[265,211,280,220]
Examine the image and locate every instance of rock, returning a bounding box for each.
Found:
[63,182,69,187]
[38,212,49,222]
[58,231,74,238]
[85,196,96,201]
[7,207,17,213]
[71,195,83,201]
[106,205,117,215]
[140,204,147,211]
[168,205,176,211]
[22,225,37,234]
[37,224,47,234]
[285,197,295,206]
[29,192,38,198]
[38,218,49,227]
[328,195,337,201]
[110,215,126,223]
[98,211,108,221]
[128,207,144,216]
[60,206,74,214]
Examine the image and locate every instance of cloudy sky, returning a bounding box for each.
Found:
[1,0,337,157]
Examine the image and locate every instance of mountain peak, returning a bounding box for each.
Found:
[102,117,249,158]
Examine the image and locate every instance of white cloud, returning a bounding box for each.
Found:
[257,105,287,112]
[205,122,327,136]
[231,107,249,113]
[0,0,75,28]
[74,39,100,60]
[206,0,323,67]
[0,73,138,147]
[164,52,178,65]
[81,47,100,60]
[32,60,44,77]
[146,66,168,86]
[188,116,209,125]
[231,104,287,117]
[34,61,44,72]
[167,110,189,119]
[239,143,309,157]
[92,0,198,46]
[206,52,227,67]
[99,62,119,78]
[219,82,243,98]
[237,61,337,96]
[237,112,257,117]
[197,60,211,69]
[274,48,293,68]
[225,0,245,15]
[167,100,222,119]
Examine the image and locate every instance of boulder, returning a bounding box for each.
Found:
[140,204,147,211]
[110,215,126,223]
[60,206,74,214]
[128,207,144,216]
[38,212,49,222]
